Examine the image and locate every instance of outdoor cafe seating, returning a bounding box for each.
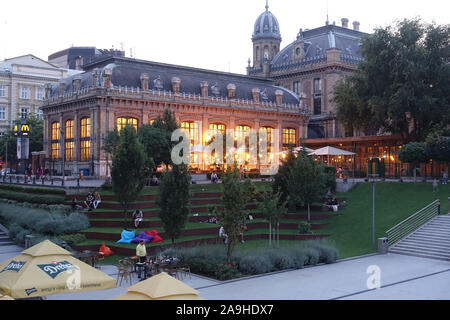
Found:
[122,255,190,281]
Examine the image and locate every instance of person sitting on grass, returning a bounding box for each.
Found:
[84,192,94,211]
[132,209,144,228]
[71,198,83,211]
[93,191,101,209]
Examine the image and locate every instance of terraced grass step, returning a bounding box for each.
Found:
[74,233,330,257]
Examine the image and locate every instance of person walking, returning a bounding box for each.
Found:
[442,171,448,185]
[433,178,439,192]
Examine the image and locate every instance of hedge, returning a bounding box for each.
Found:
[0,184,65,195]
[0,190,66,205]
[162,240,339,280]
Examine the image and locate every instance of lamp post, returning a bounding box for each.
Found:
[59,126,65,186]
[369,173,379,250]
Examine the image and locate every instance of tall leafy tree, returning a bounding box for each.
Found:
[212,165,256,262]
[157,164,191,244]
[398,142,429,182]
[335,19,450,143]
[287,152,327,221]
[258,191,288,247]
[110,125,149,226]
[138,125,171,168]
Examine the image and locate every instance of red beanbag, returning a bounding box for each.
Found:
[99,241,114,257]
[145,230,158,237]
[152,235,163,243]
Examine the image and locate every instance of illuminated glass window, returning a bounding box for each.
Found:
[65,120,74,139]
[51,122,60,141]
[80,140,91,162]
[117,117,138,132]
[209,123,226,136]
[260,126,274,153]
[80,118,91,138]
[51,143,60,160]
[282,128,296,150]
[65,141,74,161]
[181,121,199,147]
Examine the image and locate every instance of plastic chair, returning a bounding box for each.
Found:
[116,259,132,286]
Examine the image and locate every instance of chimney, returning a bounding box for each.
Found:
[140,73,149,91]
[341,18,349,28]
[59,81,66,95]
[353,21,360,31]
[103,68,112,88]
[92,69,100,87]
[275,90,283,105]
[200,81,209,97]
[44,83,52,99]
[72,76,82,91]
[227,83,236,99]
[75,56,84,71]
[252,88,261,103]
[171,77,181,94]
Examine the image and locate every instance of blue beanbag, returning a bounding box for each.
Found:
[117,230,136,244]
[131,232,154,244]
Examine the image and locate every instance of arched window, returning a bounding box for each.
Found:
[117,117,138,132]
[260,126,274,153]
[208,123,226,137]
[282,128,296,150]
[181,121,199,163]
[51,122,60,160]
[64,119,74,161]
[80,117,91,161]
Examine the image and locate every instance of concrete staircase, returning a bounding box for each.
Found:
[389,215,450,261]
[0,225,15,247]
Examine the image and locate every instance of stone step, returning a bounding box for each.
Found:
[389,249,450,261]
[413,231,450,238]
[401,237,450,247]
[389,245,450,257]
[405,235,450,245]
[392,243,450,255]
[0,241,15,246]
[400,239,450,248]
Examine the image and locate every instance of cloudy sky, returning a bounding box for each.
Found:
[1,0,448,74]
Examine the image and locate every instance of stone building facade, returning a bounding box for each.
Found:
[248,5,367,140]
[41,56,309,178]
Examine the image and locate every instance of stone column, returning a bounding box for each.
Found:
[73,112,79,174]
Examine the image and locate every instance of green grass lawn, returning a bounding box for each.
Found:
[321,182,450,259]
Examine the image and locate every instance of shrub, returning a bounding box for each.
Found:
[302,247,320,266]
[298,221,311,234]
[0,190,66,204]
[58,233,87,247]
[215,262,240,280]
[0,184,66,195]
[237,254,273,275]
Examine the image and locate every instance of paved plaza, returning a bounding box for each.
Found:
[2,239,450,300]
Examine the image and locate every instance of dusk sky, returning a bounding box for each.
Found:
[1,0,448,73]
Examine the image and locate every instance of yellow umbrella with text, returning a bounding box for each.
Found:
[112,272,204,300]
[0,240,116,299]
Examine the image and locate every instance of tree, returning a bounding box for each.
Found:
[258,191,288,247]
[211,165,255,263]
[398,142,428,182]
[110,125,149,227]
[335,19,450,143]
[286,152,327,221]
[272,147,297,207]
[150,109,179,166]
[157,164,191,244]
[138,125,172,168]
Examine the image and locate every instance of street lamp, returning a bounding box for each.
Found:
[369,173,379,250]
[59,126,65,186]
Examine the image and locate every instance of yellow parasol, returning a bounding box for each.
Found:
[112,272,204,300]
[0,240,116,299]
[0,294,14,300]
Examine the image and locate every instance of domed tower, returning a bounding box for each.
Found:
[251,1,282,71]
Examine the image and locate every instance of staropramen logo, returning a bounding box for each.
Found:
[0,260,26,273]
[37,261,78,279]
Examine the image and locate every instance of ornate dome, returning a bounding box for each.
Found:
[252,3,281,41]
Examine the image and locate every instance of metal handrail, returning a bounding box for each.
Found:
[386,199,440,246]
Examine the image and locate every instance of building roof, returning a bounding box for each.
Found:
[270,24,369,70]
[252,4,281,41]
[50,56,300,105]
